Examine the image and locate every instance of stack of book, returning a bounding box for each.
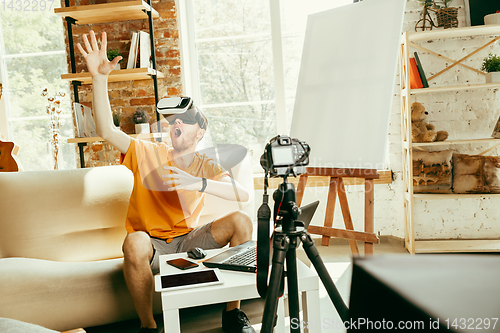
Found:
[409,52,428,89]
[127,31,152,69]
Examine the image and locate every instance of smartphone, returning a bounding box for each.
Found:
[167,258,199,270]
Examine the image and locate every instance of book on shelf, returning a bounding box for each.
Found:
[414,52,429,88]
[73,103,97,138]
[127,31,152,70]
[409,57,423,89]
[126,32,139,69]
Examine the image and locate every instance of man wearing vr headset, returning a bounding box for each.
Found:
[77,31,255,333]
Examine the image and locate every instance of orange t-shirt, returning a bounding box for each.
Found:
[121,138,228,239]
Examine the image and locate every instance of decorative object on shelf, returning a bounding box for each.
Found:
[491,114,500,139]
[132,109,150,134]
[413,150,453,193]
[73,102,97,138]
[453,153,500,194]
[412,151,500,194]
[411,102,448,143]
[112,110,121,127]
[481,53,500,83]
[415,0,458,31]
[107,48,123,70]
[42,88,66,170]
[484,11,500,25]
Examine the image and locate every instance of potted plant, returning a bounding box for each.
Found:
[107,48,122,70]
[132,109,150,134]
[481,53,500,83]
[484,10,500,25]
[112,110,121,127]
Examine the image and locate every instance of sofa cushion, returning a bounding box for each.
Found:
[0,257,161,331]
[0,166,133,261]
[0,318,58,333]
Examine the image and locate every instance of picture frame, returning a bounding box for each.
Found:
[464,0,499,26]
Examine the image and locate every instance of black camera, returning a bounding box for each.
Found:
[260,135,310,177]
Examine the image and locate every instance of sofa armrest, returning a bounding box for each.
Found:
[0,166,133,261]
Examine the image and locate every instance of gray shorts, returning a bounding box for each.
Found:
[150,222,223,274]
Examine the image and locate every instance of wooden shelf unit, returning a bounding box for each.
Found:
[400,25,500,254]
[54,0,159,25]
[56,0,162,168]
[61,67,165,85]
[67,132,169,144]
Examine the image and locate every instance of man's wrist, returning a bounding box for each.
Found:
[92,75,108,83]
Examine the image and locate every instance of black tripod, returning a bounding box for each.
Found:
[259,178,349,333]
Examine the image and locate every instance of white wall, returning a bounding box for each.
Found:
[252,0,500,241]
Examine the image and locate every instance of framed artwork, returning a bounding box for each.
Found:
[464,0,500,26]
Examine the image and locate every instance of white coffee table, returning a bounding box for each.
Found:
[157,249,321,333]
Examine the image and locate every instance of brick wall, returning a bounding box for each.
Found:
[62,0,181,167]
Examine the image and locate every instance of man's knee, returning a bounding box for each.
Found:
[229,211,253,237]
[123,231,153,264]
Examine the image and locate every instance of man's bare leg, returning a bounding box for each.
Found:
[123,231,157,329]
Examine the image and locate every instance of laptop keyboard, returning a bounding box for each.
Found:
[222,245,257,266]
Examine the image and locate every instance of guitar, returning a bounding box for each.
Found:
[0,140,20,172]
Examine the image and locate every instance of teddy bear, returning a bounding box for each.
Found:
[411,102,448,143]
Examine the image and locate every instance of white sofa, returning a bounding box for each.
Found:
[0,159,254,331]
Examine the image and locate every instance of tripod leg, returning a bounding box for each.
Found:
[285,240,300,333]
[301,232,349,323]
[262,235,289,333]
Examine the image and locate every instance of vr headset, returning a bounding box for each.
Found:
[157,96,207,129]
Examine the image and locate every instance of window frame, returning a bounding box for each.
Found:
[175,0,289,135]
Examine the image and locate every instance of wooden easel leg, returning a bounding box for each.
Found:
[321,177,338,246]
[364,179,375,255]
[337,178,360,255]
[296,174,308,207]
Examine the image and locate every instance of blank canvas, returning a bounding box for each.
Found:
[290,0,406,170]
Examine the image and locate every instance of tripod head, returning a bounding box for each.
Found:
[257,135,310,298]
[273,180,302,234]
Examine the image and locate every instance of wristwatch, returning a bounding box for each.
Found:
[199,177,207,192]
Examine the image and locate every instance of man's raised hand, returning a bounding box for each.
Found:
[76,31,122,78]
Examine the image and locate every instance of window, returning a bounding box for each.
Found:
[0,3,75,170]
[178,0,353,172]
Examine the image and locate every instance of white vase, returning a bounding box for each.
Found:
[135,123,150,134]
[486,72,500,83]
[484,13,500,25]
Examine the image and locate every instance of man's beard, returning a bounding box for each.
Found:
[172,130,198,152]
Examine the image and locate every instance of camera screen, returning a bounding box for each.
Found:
[272,146,294,166]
